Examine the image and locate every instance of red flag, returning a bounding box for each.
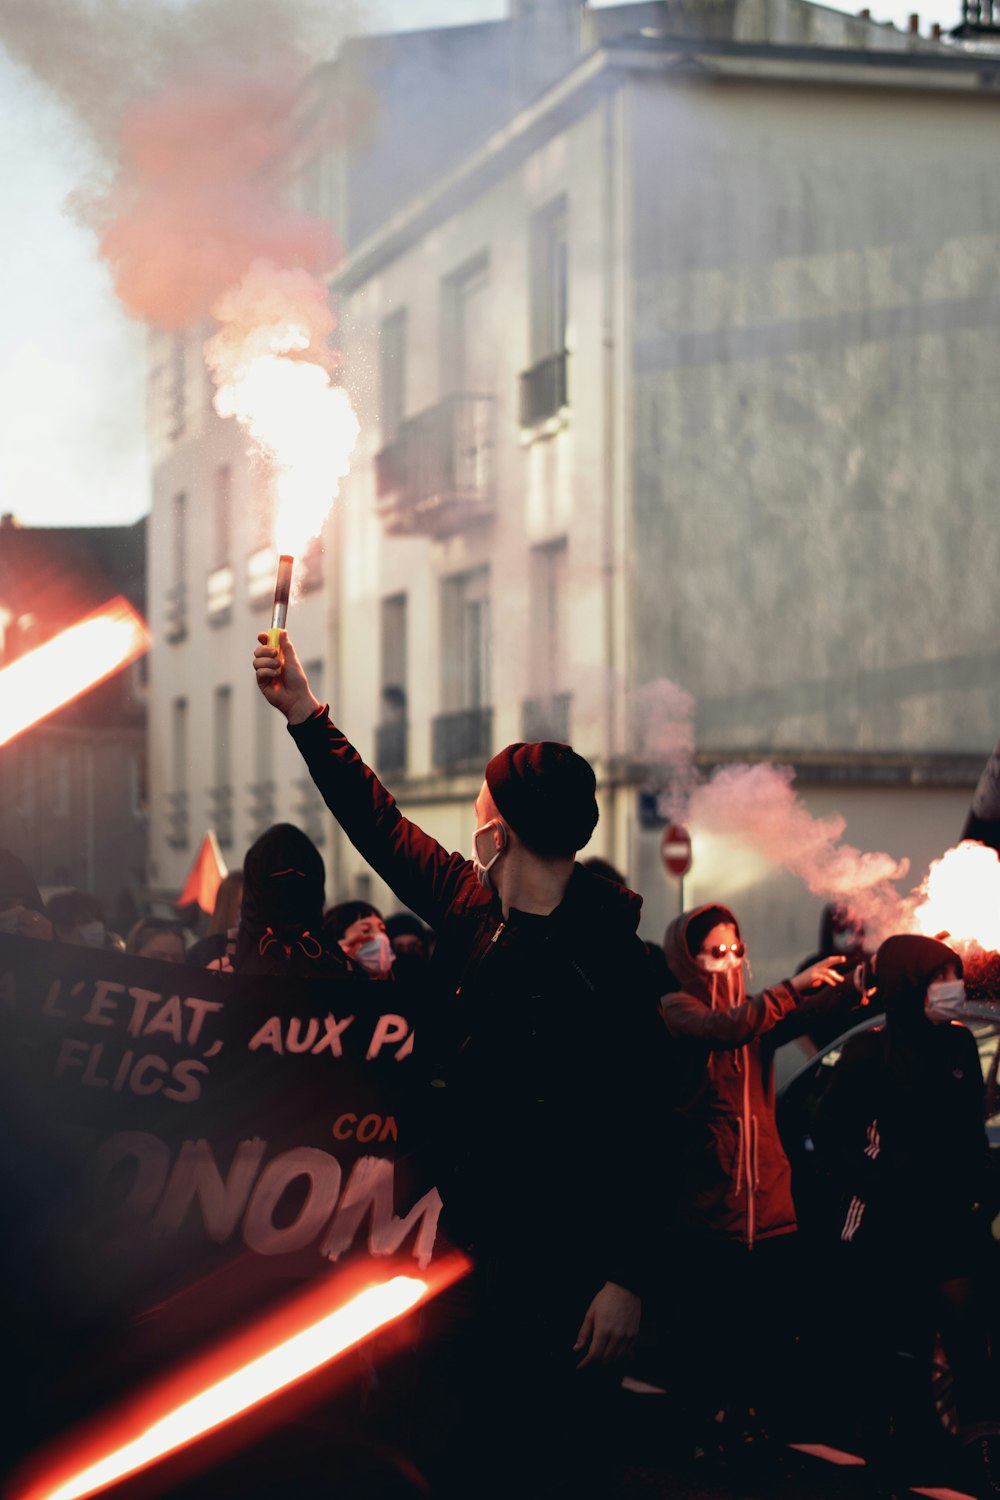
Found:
[176,831,228,914]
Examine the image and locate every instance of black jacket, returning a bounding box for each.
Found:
[813,934,989,1275]
[288,709,668,1295]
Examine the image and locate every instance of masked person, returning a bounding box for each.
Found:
[253,631,668,1500]
[813,934,996,1495]
[45,889,111,949]
[324,900,396,979]
[659,903,846,1465]
[234,823,351,979]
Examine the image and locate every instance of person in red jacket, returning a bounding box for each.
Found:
[253,630,668,1499]
[660,902,845,1464]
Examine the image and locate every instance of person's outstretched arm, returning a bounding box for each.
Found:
[253,631,481,929]
[660,957,845,1050]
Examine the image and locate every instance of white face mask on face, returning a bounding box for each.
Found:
[925,978,966,1023]
[76,921,106,948]
[471,819,507,891]
[355,933,396,977]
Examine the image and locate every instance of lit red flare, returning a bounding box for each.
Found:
[0,597,150,747]
[10,1260,467,1500]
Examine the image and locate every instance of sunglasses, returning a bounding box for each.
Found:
[700,941,746,961]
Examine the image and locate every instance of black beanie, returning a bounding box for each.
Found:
[484,741,599,857]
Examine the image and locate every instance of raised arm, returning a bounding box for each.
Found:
[253,631,482,928]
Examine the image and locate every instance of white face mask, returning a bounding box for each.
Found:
[355,933,396,977]
[925,978,966,1023]
[76,921,106,948]
[471,819,507,891]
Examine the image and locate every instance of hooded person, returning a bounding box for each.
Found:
[0,849,52,940]
[253,631,670,1500]
[813,934,996,1489]
[659,902,846,1460]
[234,824,350,979]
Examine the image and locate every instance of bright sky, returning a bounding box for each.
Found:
[0,0,961,529]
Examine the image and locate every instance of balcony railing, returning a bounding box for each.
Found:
[293,777,326,846]
[164,582,187,644]
[375,393,494,537]
[165,789,189,848]
[520,349,568,428]
[522,692,572,744]
[375,720,408,775]
[246,779,277,840]
[432,707,493,771]
[207,783,234,849]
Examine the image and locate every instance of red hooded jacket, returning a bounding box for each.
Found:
[660,903,802,1248]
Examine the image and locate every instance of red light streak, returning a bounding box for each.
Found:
[0,597,150,747]
[12,1261,467,1500]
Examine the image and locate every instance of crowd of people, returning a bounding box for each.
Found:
[0,628,997,1499]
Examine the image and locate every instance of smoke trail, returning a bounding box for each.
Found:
[629,676,910,934]
[0,0,363,326]
[691,762,910,936]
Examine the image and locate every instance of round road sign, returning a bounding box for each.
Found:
[661,823,692,878]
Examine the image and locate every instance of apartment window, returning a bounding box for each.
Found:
[381,594,407,706]
[246,545,277,608]
[211,686,234,847]
[530,198,568,363]
[213,686,232,790]
[530,540,567,698]
[434,569,492,769]
[172,492,187,586]
[172,697,188,794]
[253,686,273,788]
[249,686,276,837]
[524,539,571,742]
[442,568,491,712]
[522,198,569,426]
[168,696,188,848]
[442,255,492,395]
[380,308,407,444]
[214,465,232,567]
[377,594,408,773]
[129,752,147,821]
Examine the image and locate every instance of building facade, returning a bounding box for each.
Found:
[0,517,148,929]
[146,0,1000,976]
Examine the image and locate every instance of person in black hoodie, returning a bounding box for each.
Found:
[253,631,667,1499]
[814,934,996,1492]
[659,902,846,1462]
[235,822,352,979]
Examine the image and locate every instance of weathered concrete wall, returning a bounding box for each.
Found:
[629,75,1000,757]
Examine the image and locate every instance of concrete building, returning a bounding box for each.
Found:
[146,0,1000,977]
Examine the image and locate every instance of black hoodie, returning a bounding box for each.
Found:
[235,823,351,978]
[814,933,988,1270]
[287,709,668,1299]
